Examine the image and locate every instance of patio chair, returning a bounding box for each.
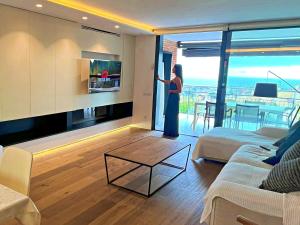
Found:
[234,104,260,130]
[263,106,296,128]
[203,101,216,131]
[203,101,233,132]
[191,95,207,130]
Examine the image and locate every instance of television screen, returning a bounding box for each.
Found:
[89,59,122,93]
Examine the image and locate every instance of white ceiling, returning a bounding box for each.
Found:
[80,0,300,28]
[0,0,148,35]
[1,0,300,35]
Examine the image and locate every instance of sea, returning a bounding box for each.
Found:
[184,77,300,91]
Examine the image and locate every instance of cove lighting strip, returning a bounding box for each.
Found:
[33,125,131,158]
[47,0,154,33]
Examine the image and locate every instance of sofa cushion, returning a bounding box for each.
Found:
[214,161,270,187]
[263,127,300,165]
[192,127,277,162]
[229,145,274,169]
[260,158,300,193]
[281,140,300,162]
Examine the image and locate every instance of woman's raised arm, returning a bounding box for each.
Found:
[157,75,171,84]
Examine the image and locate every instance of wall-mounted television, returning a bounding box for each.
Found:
[89,59,122,93]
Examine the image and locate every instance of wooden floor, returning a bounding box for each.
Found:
[6,127,223,225]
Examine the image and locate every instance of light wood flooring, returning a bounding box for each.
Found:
[6,127,224,225]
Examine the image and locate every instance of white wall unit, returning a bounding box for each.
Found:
[0,4,3,121]
[121,35,136,102]
[132,35,156,130]
[29,13,56,116]
[79,29,122,56]
[0,4,136,122]
[54,19,82,113]
[0,6,31,121]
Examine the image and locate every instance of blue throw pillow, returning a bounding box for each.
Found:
[273,136,286,147]
[290,119,300,133]
[264,127,300,165]
[273,120,300,147]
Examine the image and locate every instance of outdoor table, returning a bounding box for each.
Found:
[192,102,287,130]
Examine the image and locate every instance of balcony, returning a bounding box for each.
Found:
[156,84,298,137]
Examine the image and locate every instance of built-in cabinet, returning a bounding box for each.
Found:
[0,4,136,122]
[0,6,31,121]
[29,13,56,116]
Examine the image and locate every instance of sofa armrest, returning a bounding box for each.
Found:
[208,196,283,225]
[255,127,288,139]
[201,180,283,225]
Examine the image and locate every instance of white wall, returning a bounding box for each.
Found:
[132,36,156,129]
[0,4,135,122]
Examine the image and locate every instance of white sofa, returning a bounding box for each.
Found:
[192,127,288,162]
[200,144,284,225]
[197,127,300,225]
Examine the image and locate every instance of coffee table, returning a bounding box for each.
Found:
[104,136,191,197]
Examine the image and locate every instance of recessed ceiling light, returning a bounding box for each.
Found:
[82,16,88,20]
[114,25,120,29]
[35,3,43,8]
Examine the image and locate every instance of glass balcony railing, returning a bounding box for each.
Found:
[180,84,299,130]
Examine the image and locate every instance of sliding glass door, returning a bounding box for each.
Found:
[224,27,300,131]
[155,32,222,136]
[154,26,300,136]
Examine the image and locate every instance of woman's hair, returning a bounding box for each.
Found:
[174,64,183,84]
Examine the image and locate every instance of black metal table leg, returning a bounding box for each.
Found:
[184,144,192,171]
[148,167,153,197]
[104,153,110,184]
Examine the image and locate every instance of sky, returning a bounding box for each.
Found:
[177,49,220,80]
[177,49,300,80]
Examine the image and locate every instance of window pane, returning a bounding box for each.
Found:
[225,27,300,131]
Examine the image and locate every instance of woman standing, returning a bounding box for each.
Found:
[157,64,183,137]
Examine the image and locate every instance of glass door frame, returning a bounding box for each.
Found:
[152,33,224,132]
[215,25,300,128]
[214,31,232,127]
[152,25,300,132]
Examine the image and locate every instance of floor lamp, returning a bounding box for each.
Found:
[253,70,300,127]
